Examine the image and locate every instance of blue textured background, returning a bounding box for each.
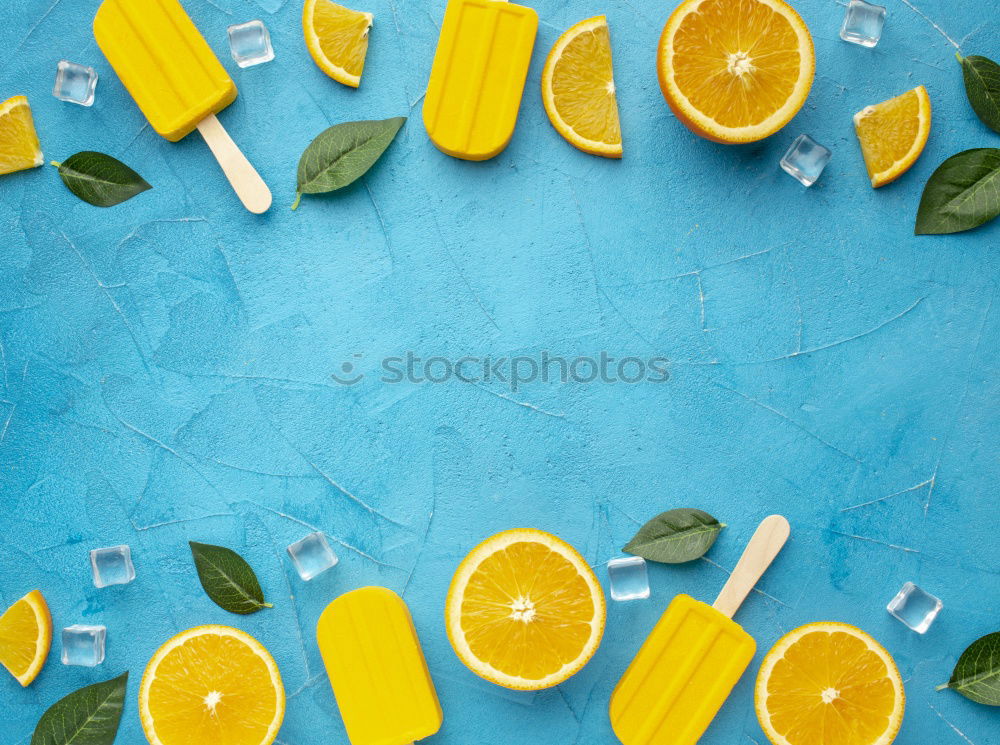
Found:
[1,0,998,743]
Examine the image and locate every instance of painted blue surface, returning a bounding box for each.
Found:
[1,0,998,743]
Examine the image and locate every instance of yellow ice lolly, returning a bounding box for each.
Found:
[423,0,538,160]
[93,0,271,213]
[610,515,790,745]
[317,587,443,745]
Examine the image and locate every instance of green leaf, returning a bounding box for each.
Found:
[31,672,128,745]
[915,148,1000,235]
[52,152,151,207]
[189,541,272,614]
[938,632,1000,706]
[293,116,406,209]
[623,508,725,563]
[958,54,1000,134]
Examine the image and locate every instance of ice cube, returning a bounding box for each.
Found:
[608,556,650,601]
[887,582,942,633]
[287,531,338,581]
[840,0,886,48]
[90,545,135,588]
[228,20,275,68]
[780,134,832,187]
[61,625,106,666]
[53,61,98,106]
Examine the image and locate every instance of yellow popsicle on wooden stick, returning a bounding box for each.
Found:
[610,515,791,745]
[423,0,538,160]
[317,587,443,745]
[93,0,272,213]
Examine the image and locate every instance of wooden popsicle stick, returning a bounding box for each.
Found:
[196,114,272,214]
[712,515,790,619]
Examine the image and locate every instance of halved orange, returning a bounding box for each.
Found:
[445,528,605,690]
[0,589,52,686]
[303,0,374,88]
[755,622,905,745]
[542,15,622,158]
[0,96,44,175]
[657,0,815,143]
[854,86,931,188]
[139,625,285,745]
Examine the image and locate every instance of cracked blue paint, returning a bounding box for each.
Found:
[1,0,999,743]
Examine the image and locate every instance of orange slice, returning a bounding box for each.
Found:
[854,85,932,188]
[445,528,605,690]
[139,625,285,745]
[303,0,373,88]
[755,622,905,745]
[0,96,44,175]
[657,0,815,143]
[542,15,622,158]
[0,590,52,686]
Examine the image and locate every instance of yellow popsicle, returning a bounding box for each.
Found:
[423,0,538,161]
[317,587,442,745]
[610,516,790,745]
[93,0,271,213]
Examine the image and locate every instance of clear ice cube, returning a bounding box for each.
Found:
[53,61,98,107]
[90,545,135,588]
[887,582,942,633]
[61,625,106,667]
[608,556,650,601]
[780,134,832,187]
[840,0,886,48]
[228,20,275,68]
[287,531,338,581]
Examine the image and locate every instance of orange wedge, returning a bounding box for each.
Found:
[303,0,373,87]
[755,622,905,745]
[445,528,605,690]
[139,625,285,745]
[657,0,814,143]
[0,590,51,686]
[542,15,622,158]
[0,96,44,175]
[854,86,931,188]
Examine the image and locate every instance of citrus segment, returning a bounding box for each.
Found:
[854,85,931,188]
[445,528,605,690]
[139,625,285,745]
[657,0,814,143]
[0,590,52,687]
[303,0,373,87]
[0,96,44,175]
[756,622,905,745]
[542,16,622,158]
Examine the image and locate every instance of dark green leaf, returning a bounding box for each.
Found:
[189,541,272,614]
[31,672,128,745]
[623,508,725,563]
[915,148,1000,235]
[52,152,151,207]
[939,632,1000,706]
[959,54,1000,134]
[292,117,406,209]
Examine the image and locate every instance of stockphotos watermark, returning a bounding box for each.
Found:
[331,351,670,392]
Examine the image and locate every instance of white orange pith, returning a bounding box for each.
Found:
[303,0,374,87]
[139,625,285,745]
[0,590,52,687]
[854,85,931,188]
[755,622,905,745]
[445,528,605,690]
[0,96,44,175]
[542,15,622,158]
[657,0,815,143]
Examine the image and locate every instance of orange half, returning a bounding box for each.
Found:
[755,622,905,745]
[657,0,815,143]
[445,529,605,690]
